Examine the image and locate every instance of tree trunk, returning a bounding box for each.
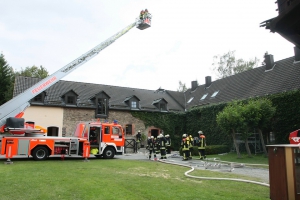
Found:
[258,128,268,157]
[244,138,252,157]
[231,129,241,158]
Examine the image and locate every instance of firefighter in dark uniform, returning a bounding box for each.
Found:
[198,131,206,160]
[147,136,156,160]
[165,134,171,154]
[181,134,190,161]
[154,137,160,159]
[136,130,141,150]
[158,134,167,159]
[188,135,194,159]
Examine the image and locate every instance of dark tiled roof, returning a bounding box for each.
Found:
[13,56,300,112]
[13,77,185,112]
[185,56,300,109]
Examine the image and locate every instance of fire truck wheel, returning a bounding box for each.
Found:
[32,146,49,161]
[103,147,115,159]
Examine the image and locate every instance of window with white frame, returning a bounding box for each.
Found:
[131,101,137,108]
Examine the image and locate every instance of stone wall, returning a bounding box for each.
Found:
[63,108,95,136]
[62,108,148,140]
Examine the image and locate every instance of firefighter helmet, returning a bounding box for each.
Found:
[198,131,203,134]
[151,136,154,139]
[182,134,187,138]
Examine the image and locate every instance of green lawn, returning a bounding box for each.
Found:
[0,157,270,200]
[206,152,269,166]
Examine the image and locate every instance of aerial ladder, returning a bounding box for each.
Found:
[0,12,152,134]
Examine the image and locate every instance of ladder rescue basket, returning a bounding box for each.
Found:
[136,13,152,30]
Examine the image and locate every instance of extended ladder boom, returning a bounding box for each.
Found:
[0,14,151,129]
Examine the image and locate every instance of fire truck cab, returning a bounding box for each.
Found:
[73,120,125,159]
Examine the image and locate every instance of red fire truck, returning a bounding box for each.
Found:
[0,118,125,161]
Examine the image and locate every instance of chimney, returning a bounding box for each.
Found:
[294,46,300,63]
[205,76,212,88]
[264,53,275,70]
[191,80,198,91]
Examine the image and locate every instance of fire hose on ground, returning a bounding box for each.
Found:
[158,158,270,187]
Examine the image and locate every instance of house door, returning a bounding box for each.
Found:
[151,129,159,138]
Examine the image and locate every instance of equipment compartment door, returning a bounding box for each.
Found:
[18,140,30,155]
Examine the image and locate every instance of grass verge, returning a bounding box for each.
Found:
[0,158,269,200]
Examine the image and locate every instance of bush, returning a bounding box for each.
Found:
[205,145,230,155]
[179,145,230,156]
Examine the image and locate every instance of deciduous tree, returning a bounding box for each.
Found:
[216,101,245,158]
[15,65,49,78]
[177,81,188,92]
[212,51,259,79]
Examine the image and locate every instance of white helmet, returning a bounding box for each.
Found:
[151,136,154,139]
[165,134,169,137]
[182,134,187,138]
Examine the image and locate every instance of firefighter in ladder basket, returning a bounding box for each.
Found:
[137,9,151,30]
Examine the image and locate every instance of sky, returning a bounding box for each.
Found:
[0,1,296,91]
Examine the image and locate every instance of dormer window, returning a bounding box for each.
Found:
[67,96,75,104]
[33,94,43,102]
[152,98,168,111]
[131,101,137,108]
[97,98,107,115]
[90,91,110,118]
[31,92,46,104]
[160,103,167,111]
[61,90,78,106]
[124,95,140,110]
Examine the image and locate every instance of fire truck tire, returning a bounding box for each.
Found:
[32,146,49,161]
[103,147,115,159]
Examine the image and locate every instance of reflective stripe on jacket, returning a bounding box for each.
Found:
[181,138,189,151]
[198,135,206,149]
